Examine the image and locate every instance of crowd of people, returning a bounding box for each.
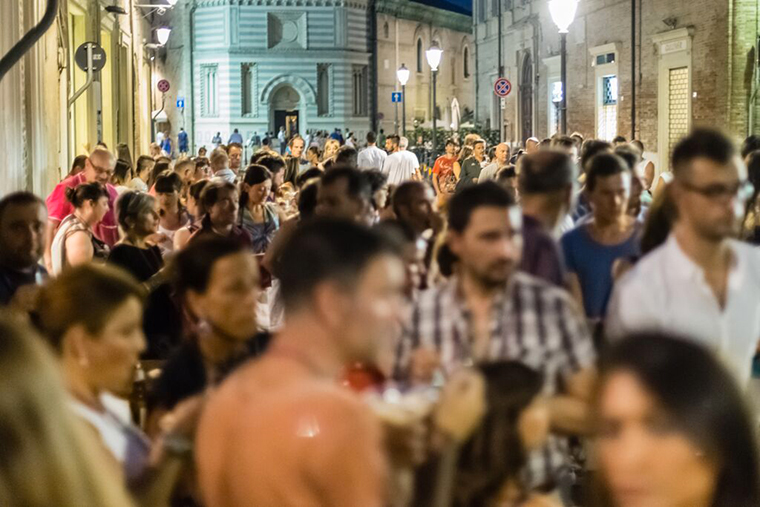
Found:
[1,124,760,507]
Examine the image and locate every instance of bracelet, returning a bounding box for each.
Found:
[163,433,194,458]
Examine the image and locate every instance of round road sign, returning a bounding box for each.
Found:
[157,79,171,93]
[494,77,512,97]
[74,42,107,72]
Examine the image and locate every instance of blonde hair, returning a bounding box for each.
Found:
[0,314,134,507]
[322,139,340,161]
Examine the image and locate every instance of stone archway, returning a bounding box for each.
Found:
[260,74,317,138]
[271,85,301,139]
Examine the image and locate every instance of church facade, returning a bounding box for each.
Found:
[161,0,472,150]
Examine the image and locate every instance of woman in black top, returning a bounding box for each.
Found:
[148,237,269,418]
[108,191,164,284]
[109,191,181,359]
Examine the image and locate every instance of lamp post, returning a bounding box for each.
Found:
[425,43,443,157]
[548,0,578,134]
[397,63,410,136]
[156,26,172,46]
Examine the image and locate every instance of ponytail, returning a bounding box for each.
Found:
[65,183,108,209]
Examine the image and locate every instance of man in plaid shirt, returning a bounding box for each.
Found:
[394,182,596,494]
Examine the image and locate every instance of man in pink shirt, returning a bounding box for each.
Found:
[44,149,119,270]
[196,219,407,507]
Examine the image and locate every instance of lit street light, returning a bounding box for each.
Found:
[396,63,410,136]
[548,0,578,134]
[156,26,172,46]
[425,43,443,157]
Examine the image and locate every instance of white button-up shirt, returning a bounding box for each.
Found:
[607,234,760,385]
[357,145,387,171]
[382,150,420,185]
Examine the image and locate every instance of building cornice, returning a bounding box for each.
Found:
[194,0,369,9]
[377,0,472,33]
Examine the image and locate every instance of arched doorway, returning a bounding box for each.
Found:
[521,53,533,142]
[272,85,300,138]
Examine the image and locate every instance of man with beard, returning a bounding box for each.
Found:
[0,192,48,308]
[197,219,407,507]
[393,182,596,497]
[608,129,760,387]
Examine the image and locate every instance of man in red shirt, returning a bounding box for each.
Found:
[432,139,459,206]
[44,148,119,270]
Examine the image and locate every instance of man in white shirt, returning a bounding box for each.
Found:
[607,129,760,385]
[479,143,510,181]
[357,131,387,171]
[382,135,420,185]
[209,148,236,184]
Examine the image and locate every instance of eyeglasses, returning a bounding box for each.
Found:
[679,180,755,202]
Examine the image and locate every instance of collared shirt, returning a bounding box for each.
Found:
[383,150,419,185]
[607,234,760,386]
[213,168,237,184]
[357,145,388,171]
[393,272,595,487]
[46,172,119,246]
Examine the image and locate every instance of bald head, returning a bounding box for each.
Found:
[525,137,540,154]
[495,143,510,165]
[85,149,116,185]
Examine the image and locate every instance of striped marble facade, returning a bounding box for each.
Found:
[192,0,373,144]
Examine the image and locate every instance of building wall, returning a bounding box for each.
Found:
[0,0,154,196]
[189,0,373,150]
[375,1,474,138]
[475,0,758,167]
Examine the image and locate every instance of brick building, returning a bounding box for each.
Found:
[474,0,760,173]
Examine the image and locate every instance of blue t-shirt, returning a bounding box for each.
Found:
[561,223,641,319]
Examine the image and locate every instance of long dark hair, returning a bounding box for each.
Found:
[594,333,760,507]
[454,361,544,506]
[240,164,272,209]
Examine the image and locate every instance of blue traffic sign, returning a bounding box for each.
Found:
[391,92,402,103]
[176,98,185,109]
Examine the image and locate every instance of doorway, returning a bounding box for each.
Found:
[274,110,299,139]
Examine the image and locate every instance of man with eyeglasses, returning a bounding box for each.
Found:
[607,129,760,386]
[44,148,119,271]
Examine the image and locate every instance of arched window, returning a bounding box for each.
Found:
[463,46,470,78]
[383,22,389,39]
[416,38,423,73]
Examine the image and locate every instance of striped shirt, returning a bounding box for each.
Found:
[393,272,595,488]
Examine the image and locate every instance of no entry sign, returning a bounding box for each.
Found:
[494,77,512,97]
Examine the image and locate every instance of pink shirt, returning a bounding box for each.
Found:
[46,173,119,246]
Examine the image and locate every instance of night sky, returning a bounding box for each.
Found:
[413,0,472,15]
[446,0,472,14]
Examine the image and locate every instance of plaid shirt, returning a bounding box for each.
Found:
[393,272,595,488]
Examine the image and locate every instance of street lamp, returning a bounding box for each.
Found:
[156,26,172,45]
[425,43,443,157]
[548,0,578,134]
[397,63,410,136]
